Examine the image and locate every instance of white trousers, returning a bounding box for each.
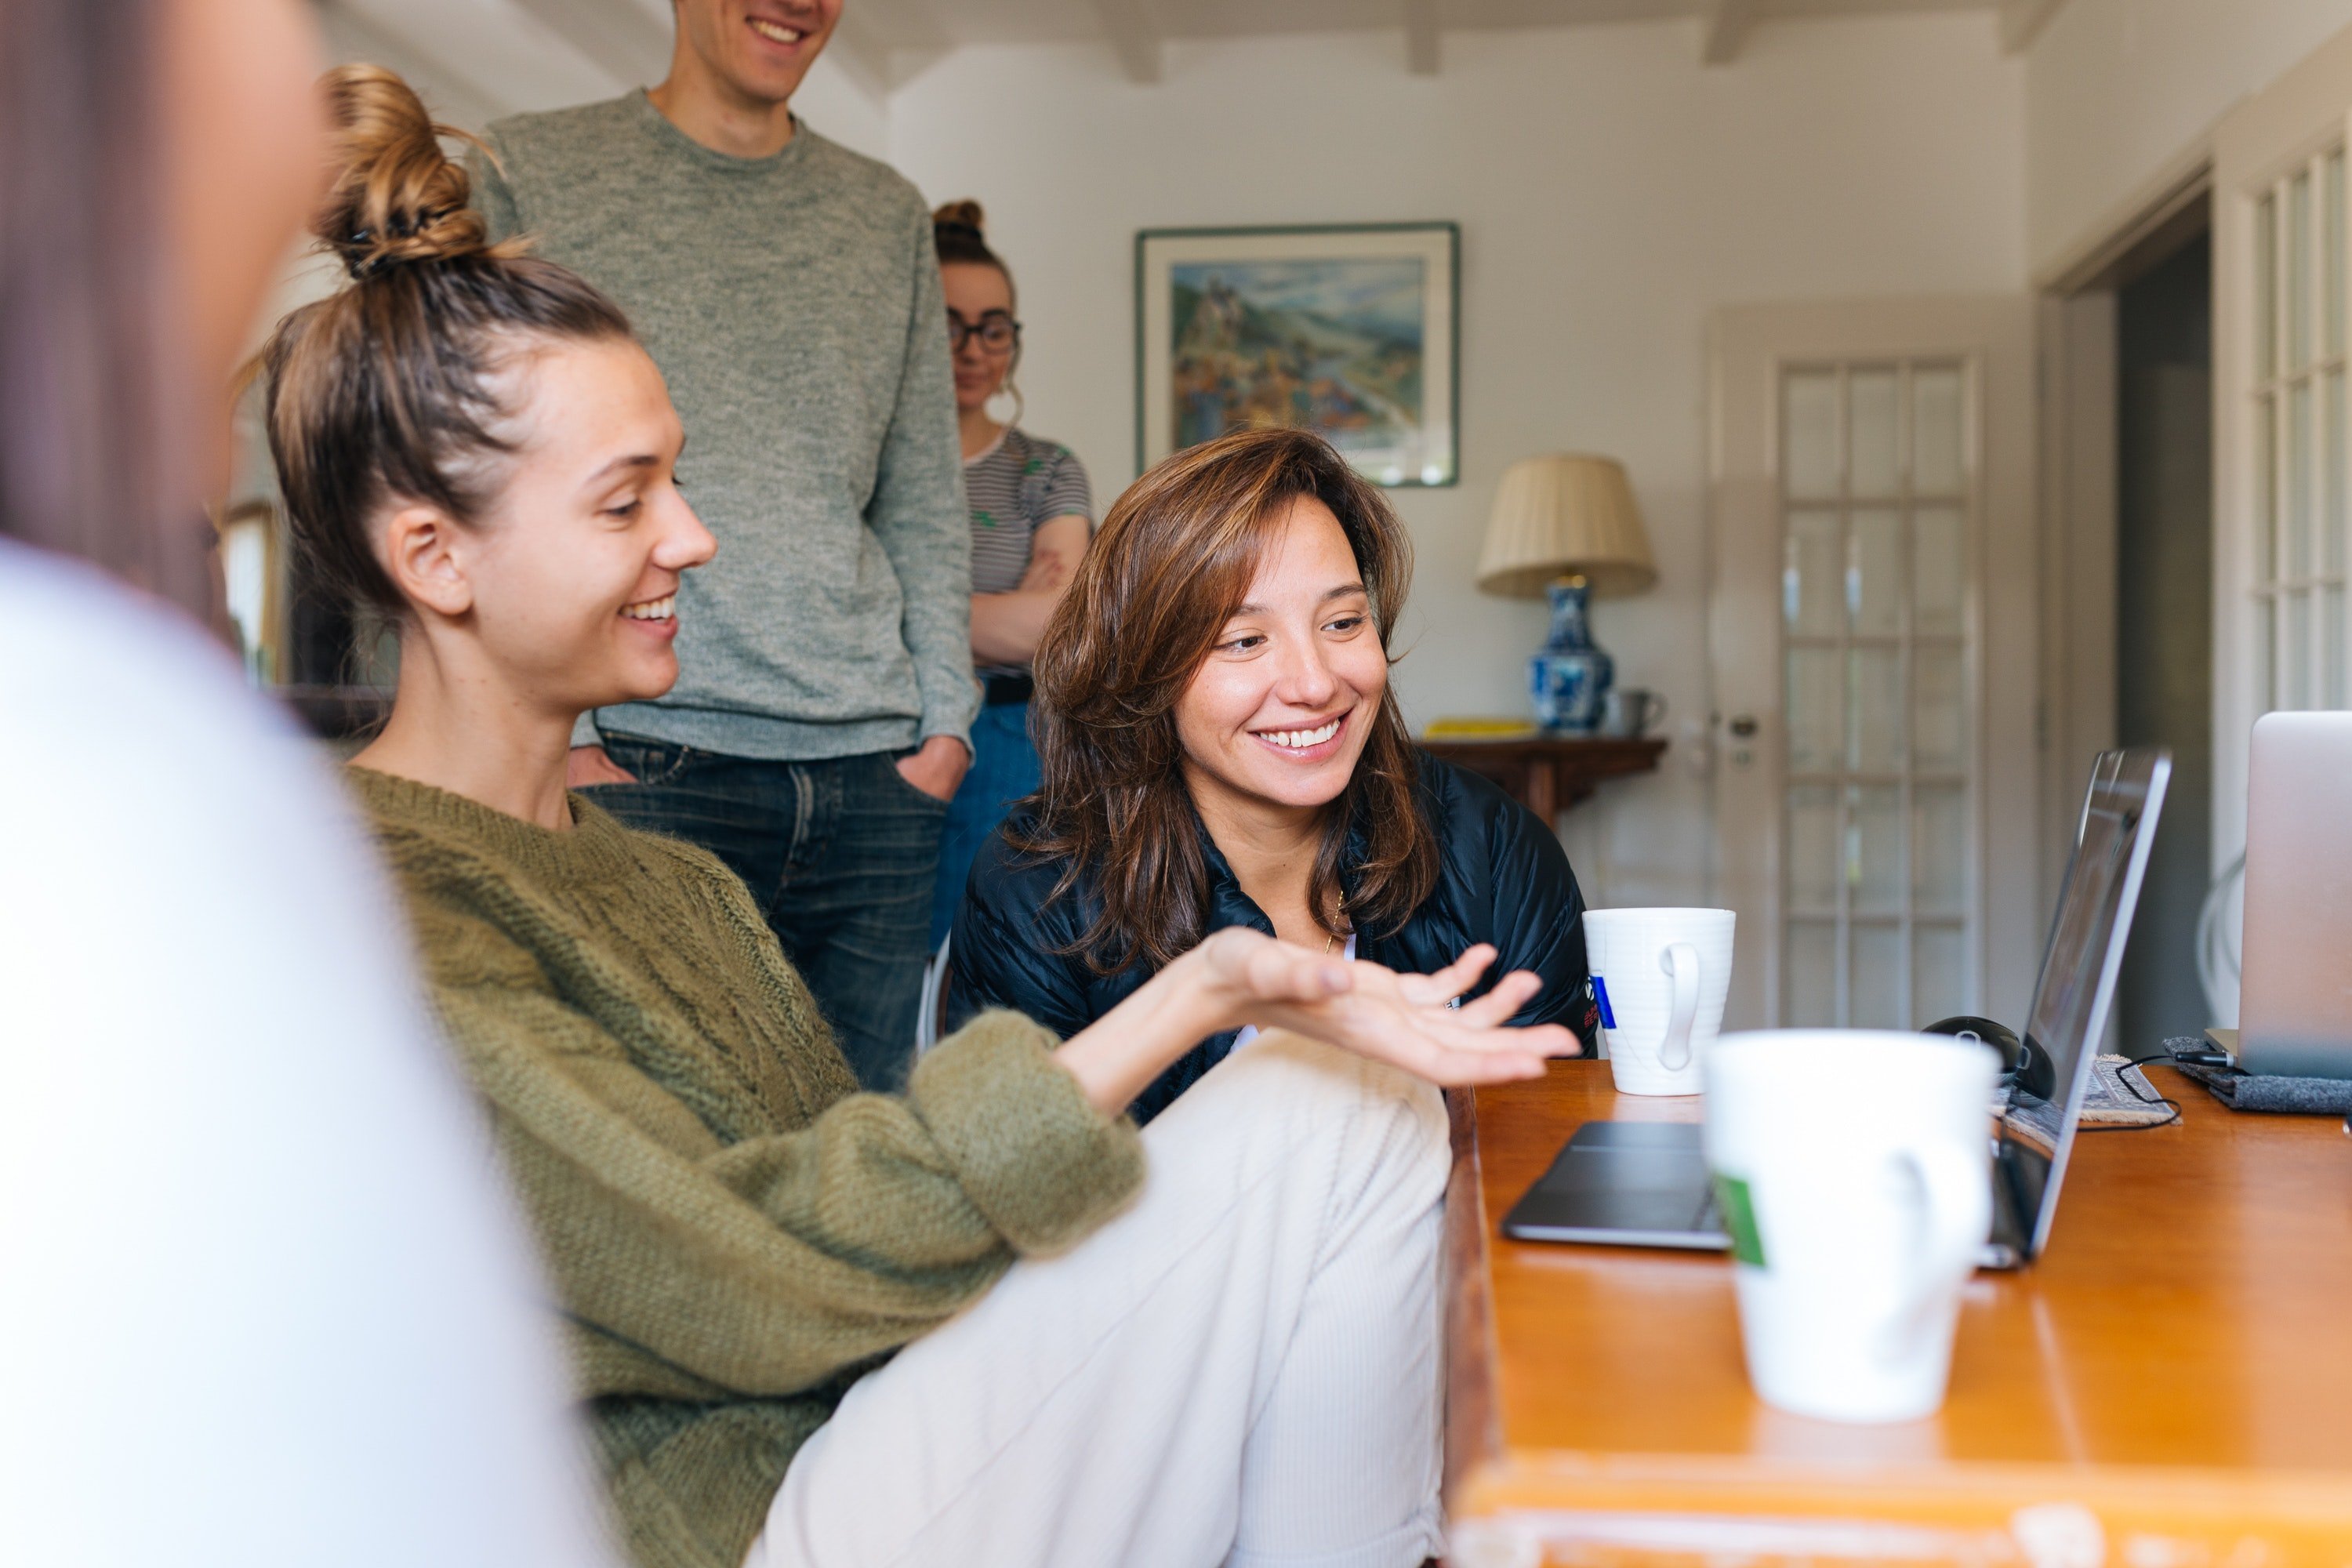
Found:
[747,1033,1452,1568]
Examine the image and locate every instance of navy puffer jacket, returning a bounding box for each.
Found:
[950,750,1601,1123]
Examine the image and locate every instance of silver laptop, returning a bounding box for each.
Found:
[1501,748,2172,1270]
[2236,712,2352,1080]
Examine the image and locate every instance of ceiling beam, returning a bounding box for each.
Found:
[505,0,673,86]
[1700,0,1756,67]
[1093,0,1163,84]
[1403,0,1440,77]
[1998,0,2069,56]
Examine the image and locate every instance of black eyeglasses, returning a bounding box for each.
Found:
[948,310,1021,354]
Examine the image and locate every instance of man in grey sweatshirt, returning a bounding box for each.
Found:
[471,0,974,1088]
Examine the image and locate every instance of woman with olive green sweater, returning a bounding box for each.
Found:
[269,67,1577,1568]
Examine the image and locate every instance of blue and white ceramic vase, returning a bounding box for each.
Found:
[1530,576,1613,734]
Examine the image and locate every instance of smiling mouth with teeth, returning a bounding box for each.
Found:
[1254,716,1345,751]
[748,16,805,45]
[621,593,676,621]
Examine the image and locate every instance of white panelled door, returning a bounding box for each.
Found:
[1709,299,2039,1033]
[2214,25,2352,937]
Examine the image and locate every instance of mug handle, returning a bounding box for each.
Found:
[1881,1141,1992,1366]
[1657,942,1700,1071]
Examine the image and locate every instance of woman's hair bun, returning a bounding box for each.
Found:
[317,64,495,280]
[932,198,986,237]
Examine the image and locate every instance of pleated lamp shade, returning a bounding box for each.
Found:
[1475,454,1658,599]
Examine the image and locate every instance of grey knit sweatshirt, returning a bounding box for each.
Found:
[472,95,976,761]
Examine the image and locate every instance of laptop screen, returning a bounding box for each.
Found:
[2008,747,2171,1258]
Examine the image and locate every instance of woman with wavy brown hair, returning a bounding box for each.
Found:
[954,426,1602,1122]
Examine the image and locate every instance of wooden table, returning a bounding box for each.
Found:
[1418,735,1667,825]
[1443,1061,2352,1566]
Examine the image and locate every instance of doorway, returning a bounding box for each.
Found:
[2114,227,2216,1050]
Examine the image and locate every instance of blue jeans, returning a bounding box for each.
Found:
[585,736,946,1091]
[931,701,1044,946]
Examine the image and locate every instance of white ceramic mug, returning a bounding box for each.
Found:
[1703,1030,1996,1425]
[1581,908,1734,1095]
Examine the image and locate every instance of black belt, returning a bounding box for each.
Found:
[982,673,1034,707]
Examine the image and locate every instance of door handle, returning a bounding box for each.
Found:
[1727,715,1759,739]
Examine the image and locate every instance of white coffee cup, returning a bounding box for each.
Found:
[1703,1030,1996,1425]
[1581,908,1735,1095]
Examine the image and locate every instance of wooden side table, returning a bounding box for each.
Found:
[1418,734,1668,824]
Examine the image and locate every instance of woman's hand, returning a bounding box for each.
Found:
[1054,928,1578,1116]
[1195,929,1580,1087]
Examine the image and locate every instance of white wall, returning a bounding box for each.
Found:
[884,15,2027,905]
[2026,0,2352,276]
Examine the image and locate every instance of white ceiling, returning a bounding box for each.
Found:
[317,0,2068,122]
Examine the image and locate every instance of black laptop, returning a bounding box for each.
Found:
[1501,748,2170,1271]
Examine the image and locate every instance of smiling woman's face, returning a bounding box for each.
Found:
[453,337,716,716]
[1174,495,1387,822]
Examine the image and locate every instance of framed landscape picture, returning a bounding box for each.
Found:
[1135,222,1459,487]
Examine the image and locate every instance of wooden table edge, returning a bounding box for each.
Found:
[1439,1080,2352,1562]
[1443,1085,1507,1508]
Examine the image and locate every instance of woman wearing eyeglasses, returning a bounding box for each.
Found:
[930,200,1095,945]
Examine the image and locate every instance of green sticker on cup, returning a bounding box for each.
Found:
[1713,1174,1766,1268]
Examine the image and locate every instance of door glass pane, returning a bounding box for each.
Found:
[1915,924,1965,1025]
[1915,506,1964,636]
[2259,191,2278,380]
[2328,150,2346,359]
[1849,507,1904,637]
[1772,352,1981,1044]
[2328,370,2347,577]
[2326,586,2347,710]
[1849,648,1903,771]
[2285,588,2312,710]
[2258,394,2278,582]
[1848,784,1904,915]
[2289,379,2313,576]
[1784,509,1842,636]
[1849,924,1904,1030]
[1915,646,1965,771]
[2292,169,2314,372]
[1849,369,1900,499]
[1913,783,1965,913]
[1786,783,1838,913]
[1785,920,1837,1028]
[1788,647,1842,772]
[1784,372,1840,500]
[2256,595,2277,713]
[1912,367,1964,495]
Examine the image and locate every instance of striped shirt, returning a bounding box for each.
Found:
[966,427,1091,677]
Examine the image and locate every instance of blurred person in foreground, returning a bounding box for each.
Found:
[472,0,974,1089]
[260,66,1577,1568]
[927,198,1094,946]
[0,2,612,1564]
[953,428,1603,1124]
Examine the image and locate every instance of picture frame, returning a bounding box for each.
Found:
[1135,222,1460,487]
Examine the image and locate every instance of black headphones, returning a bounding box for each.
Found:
[1920,1014,2056,1101]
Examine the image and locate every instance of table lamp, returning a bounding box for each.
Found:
[1475,454,1657,733]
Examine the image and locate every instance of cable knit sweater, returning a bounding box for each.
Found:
[346,767,1145,1568]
